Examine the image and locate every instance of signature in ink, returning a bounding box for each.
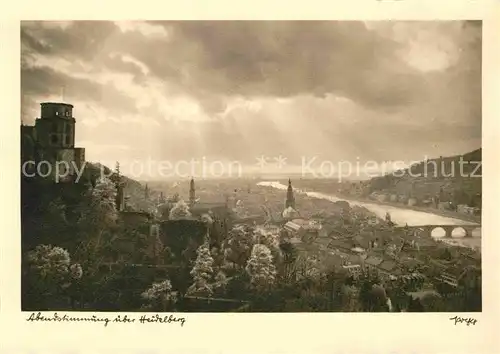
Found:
[449,315,478,326]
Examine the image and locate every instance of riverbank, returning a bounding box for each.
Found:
[258,181,481,251]
[337,195,481,225]
[258,181,477,224]
[266,180,481,225]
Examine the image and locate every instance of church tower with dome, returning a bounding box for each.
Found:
[285,178,296,209]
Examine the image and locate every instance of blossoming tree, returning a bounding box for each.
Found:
[245,244,277,291]
[141,279,178,311]
[169,200,192,220]
[186,242,215,297]
[24,244,83,308]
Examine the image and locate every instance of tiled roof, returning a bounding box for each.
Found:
[314,237,332,247]
[289,237,302,245]
[290,218,310,226]
[346,254,362,265]
[343,264,361,270]
[328,231,345,239]
[444,266,464,278]
[364,256,383,267]
[391,268,404,276]
[401,272,426,280]
[351,247,366,254]
[284,221,302,232]
[327,239,352,250]
[399,257,421,268]
[328,249,350,258]
[429,259,449,269]
[322,254,344,269]
[353,236,371,249]
[293,243,308,252]
[320,225,336,234]
[407,290,441,300]
[378,260,398,272]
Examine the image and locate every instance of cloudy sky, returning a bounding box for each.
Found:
[21,21,481,177]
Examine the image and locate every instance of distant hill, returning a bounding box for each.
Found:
[366,148,482,207]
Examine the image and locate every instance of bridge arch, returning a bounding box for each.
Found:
[471,227,481,238]
[430,227,446,238]
[451,226,467,238]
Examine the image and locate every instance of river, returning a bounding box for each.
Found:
[257,181,481,250]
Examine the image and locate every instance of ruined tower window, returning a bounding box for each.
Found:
[51,134,59,144]
[65,135,70,145]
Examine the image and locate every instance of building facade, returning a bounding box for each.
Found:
[21,102,85,182]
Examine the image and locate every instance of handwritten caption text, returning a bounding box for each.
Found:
[26,312,186,327]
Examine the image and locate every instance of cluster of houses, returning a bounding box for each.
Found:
[336,173,481,217]
[280,211,480,296]
[107,175,481,313]
[281,218,428,283]
[116,176,479,302]
[368,190,480,216]
[456,204,480,215]
[271,186,481,296]
[369,191,419,207]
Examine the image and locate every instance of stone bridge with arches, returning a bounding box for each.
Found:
[395,224,481,239]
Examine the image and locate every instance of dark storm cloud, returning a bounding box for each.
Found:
[20,21,482,166]
[21,28,51,56]
[21,21,120,60]
[21,21,151,84]
[21,21,144,122]
[21,65,138,118]
[21,21,481,114]
[146,21,428,109]
[21,21,431,110]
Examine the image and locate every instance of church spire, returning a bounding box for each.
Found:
[285,178,295,209]
[189,177,196,207]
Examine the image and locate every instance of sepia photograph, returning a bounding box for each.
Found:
[20,20,482,313]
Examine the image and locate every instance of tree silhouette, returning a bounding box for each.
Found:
[224,225,255,269]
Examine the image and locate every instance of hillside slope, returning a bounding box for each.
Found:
[367,149,482,207]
